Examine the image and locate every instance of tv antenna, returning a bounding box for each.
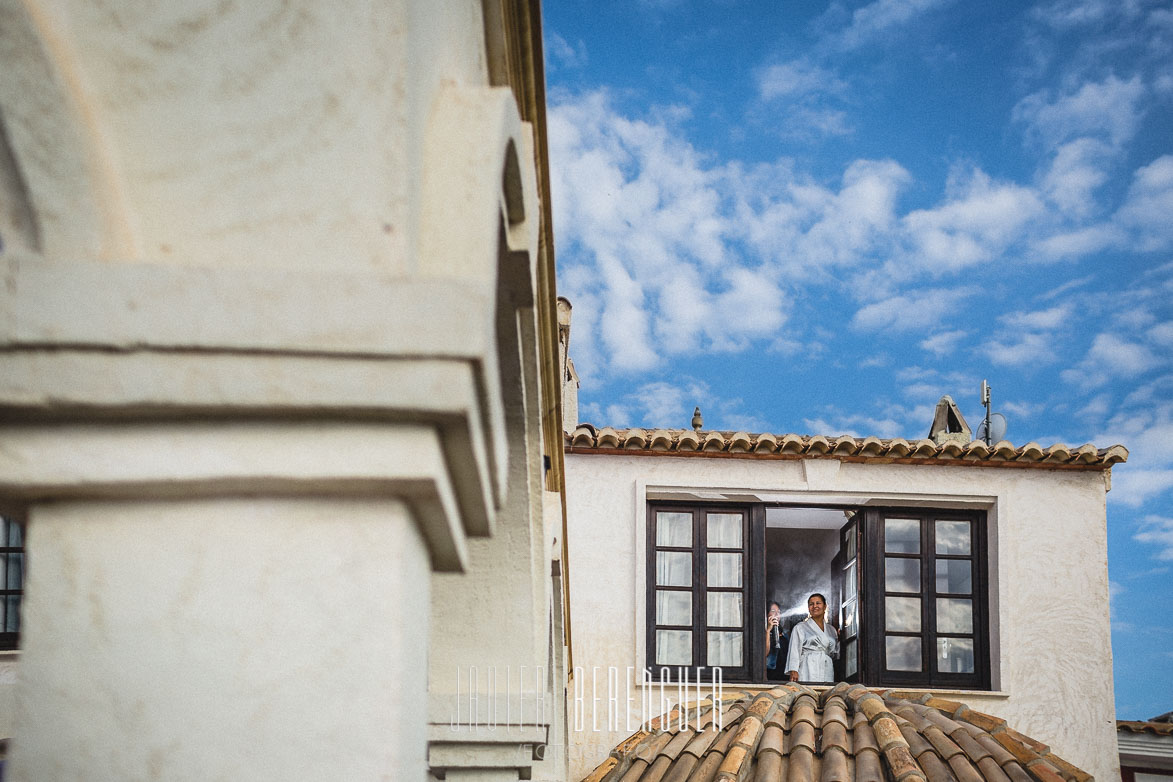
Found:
[976,380,1007,445]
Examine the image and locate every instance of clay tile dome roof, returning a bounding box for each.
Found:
[579,682,1089,782]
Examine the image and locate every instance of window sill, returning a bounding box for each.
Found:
[692,682,1010,699]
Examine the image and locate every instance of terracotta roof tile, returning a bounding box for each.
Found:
[1118,718,1173,736]
[578,684,1090,782]
[565,425,1127,470]
[978,756,1013,782]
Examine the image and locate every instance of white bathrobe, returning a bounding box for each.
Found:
[785,618,839,682]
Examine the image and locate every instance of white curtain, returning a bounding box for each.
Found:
[706,513,742,548]
[707,631,742,667]
[706,592,742,627]
[656,552,691,586]
[656,590,691,625]
[656,513,692,546]
[656,629,692,665]
[707,552,742,587]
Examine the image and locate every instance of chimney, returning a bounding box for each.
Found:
[928,395,972,446]
[557,297,579,433]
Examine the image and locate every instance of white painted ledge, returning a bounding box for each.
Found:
[0,421,470,571]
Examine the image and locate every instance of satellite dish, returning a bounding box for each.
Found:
[976,413,1008,443]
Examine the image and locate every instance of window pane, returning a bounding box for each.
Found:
[4,518,20,547]
[936,598,973,634]
[707,553,742,587]
[656,512,692,547]
[936,559,972,594]
[4,595,17,634]
[656,552,691,586]
[885,557,920,592]
[841,597,857,638]
[884,518,920,554]
[5,553,21,591]
[935,520,971,555]
[707,631,743,667]
[886,596,921,632]
[937,637,975,673]
[707,592,743,627]
[845,639,858,677]
[886,636,922,671]
[656,630,692,665]
[656,590,691,626]
[706,513,742,548]
[844,561,857,600]
[844,522,856,560]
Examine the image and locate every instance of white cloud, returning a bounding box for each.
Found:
[1001,304,1072,331]
[901,168,1045,272]
[1085,333,1160,377]
[920,329,968,357]
[802,414,906,439]
[804,397,939,440]
[592,378,770,431]
[1013,74,1146,150]
[630,380,705,428]
[1031,223,1121,259]
[1030,0,1123,29]
[1078,393,1111,419]
[1135,515,1173,560]
[1149,322,1173,348]
[834,0,954,50]
[550,91,794,374]
[1063,332,1161,388]
[782,106,854,140]
[754,58,857,139]
[985,333,1056,367]
[985,304,1073,367]
[850,287,973,332]
[1113,470,1173,506]
[546,32,587,70]
[595,254,660,371]
[1115,155,1173,251]
[1110,579,1123,620]
[769,337,806,357]
[757,60,846,100]
[1000,400,1044,419]
[1040,274,1095,300]
[604,403,632,426]
[1040,138,1113,216]
[1095,385,1173,507]
[788,159,912,268]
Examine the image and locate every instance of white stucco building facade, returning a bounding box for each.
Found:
[563,423,1126,781]
[0,1,569,780]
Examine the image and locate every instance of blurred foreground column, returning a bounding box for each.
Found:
[0,0,564,779]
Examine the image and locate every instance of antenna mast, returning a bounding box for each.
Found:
[981,380,992,446]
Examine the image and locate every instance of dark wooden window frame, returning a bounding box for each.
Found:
[0,511,26,651]
[646,500,992,690]
[645,503,758,682]
[862,507,991,690]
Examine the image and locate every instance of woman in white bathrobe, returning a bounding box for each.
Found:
[785,593,839,683]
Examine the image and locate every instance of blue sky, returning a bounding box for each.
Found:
[542,0,1173,718]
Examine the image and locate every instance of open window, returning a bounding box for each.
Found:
[646,502,990,689]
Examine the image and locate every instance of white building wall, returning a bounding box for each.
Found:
[564,452,1118,781]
